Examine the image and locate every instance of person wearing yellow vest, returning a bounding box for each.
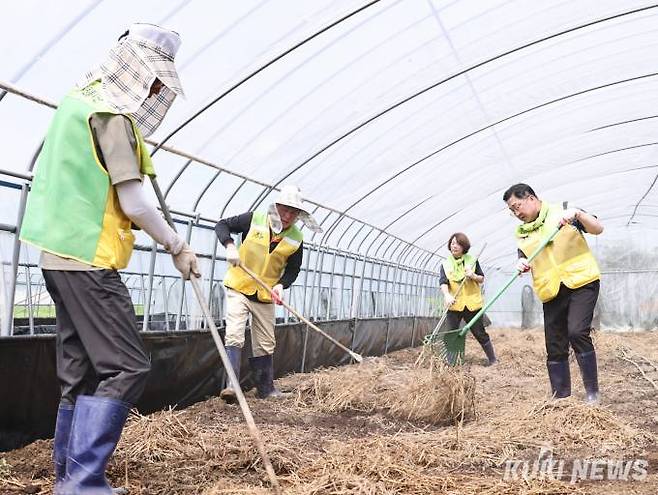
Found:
[439,233,497,365]
[503,183,603,403]
[215,185,322,402]
[19,24,199,494]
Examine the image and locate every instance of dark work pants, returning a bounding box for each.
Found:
[43,269,151,405]
[445,308,490,345]
[542,280,599,362]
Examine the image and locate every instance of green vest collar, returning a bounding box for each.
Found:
[443,253,475,282]
[516,201,550,237]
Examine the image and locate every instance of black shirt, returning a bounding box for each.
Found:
[215,212,303,292]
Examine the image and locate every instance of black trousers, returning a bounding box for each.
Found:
[43,269,151,405]
[445,308,490,346]
[542,280,599,362]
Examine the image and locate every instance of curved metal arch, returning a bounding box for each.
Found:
[332,71,658,224]
[590,114,658,132]
[426,162,658,269]
[150,0,382,156]
[167,0,400,209]
[249,5,658,206]
[417,156,658,256]
[192,170,223,211]
[251,5,658,256]
[247,0,611,189]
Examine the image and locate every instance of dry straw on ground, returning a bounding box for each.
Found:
[3,329,658,494]
[294,356,477,425]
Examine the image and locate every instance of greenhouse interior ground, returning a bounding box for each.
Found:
[1,1,658,494]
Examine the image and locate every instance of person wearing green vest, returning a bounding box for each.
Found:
[439,232,497,365]
[214,185,321,402]
[19,24,199,494]
[503,183,603,403]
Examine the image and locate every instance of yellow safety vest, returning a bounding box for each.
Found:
[223,211,303,303]
[516,202,600,303]
[442,253,483,311]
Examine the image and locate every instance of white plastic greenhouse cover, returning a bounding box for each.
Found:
[2,0,658,271]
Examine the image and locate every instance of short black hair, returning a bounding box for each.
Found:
[503,183,537,202]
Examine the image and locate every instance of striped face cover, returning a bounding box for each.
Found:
[78,23,185,137]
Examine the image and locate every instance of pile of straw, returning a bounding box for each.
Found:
[294,357,477,426]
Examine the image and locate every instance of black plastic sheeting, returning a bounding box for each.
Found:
[0,317,437,451]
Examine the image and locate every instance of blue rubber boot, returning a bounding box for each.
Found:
[547,360,572,399]
[53,403,74,494]
[220,346,242,404]
[59,395,130,494]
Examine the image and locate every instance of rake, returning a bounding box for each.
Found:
[148,177,281,494]
[436,225,562,365]
[415,242,487,366]
[238,263,363,363]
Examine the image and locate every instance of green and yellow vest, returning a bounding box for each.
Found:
[224,211,303,303]
[20,83,155,270]
[442,253,483,311]
[516,202,600,303]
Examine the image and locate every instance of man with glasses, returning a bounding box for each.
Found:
[215,185,321,401]
[503,183,603,403]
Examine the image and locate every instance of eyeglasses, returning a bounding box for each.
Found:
[507,196,530,213]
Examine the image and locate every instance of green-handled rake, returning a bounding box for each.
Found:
[436,225,562,365]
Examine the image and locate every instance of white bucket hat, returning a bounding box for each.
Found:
[267,185,322,234]
[79,23,184,136]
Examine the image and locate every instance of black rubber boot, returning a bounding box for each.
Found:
[250,354,287,399]
[575,350,599,404]
[546,360,571,398]
[220,346,242,404]
[480,339,498,366]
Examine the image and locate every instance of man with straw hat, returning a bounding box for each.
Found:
[20,23,199,494]
[215,185,321,402]
[503,183,603,404]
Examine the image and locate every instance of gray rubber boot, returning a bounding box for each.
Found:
[546,360,571,398]
[575,350,600,404]
[480,340,498,366]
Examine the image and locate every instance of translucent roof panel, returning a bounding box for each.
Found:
[2,0,657,268]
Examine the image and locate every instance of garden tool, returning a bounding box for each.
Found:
[238,263,364,363]
[438,225,562,365]
[148,176,281,494]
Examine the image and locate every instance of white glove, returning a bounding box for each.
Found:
[172,243,200,280]
[443,294,456,309]
[271,284,284,305]
[517,258,531,273]
[560,208,580,226]
[465,266,475,279]
[225,243,240,266]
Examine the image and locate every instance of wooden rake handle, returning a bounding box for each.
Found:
[238,263,363,363]
[148,177,281,494]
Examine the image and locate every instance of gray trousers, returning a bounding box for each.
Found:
[43,269,151,405]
